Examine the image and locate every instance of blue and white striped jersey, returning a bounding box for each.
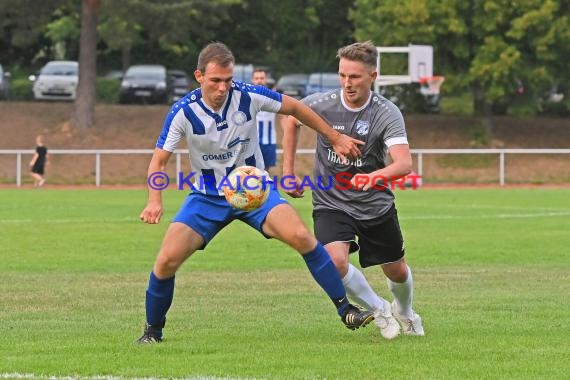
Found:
[156,81,282,195]
[257,111,276,145]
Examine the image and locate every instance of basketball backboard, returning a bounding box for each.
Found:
[374,44,433,91]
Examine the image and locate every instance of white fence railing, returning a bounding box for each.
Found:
[1,148,570,187]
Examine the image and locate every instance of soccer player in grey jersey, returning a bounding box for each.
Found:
[282,41,424,339]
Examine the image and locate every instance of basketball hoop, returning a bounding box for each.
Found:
[419,76,445,95]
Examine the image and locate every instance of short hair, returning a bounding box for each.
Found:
[252,68,267,75]
[197,42,235,72]
[336,41,377,68]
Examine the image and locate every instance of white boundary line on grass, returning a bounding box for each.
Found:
[1,211,569,225]
[401,211,570,220]
[0,217,136,224]
[0,374,257,380]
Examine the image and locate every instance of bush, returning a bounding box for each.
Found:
[439,92,474,115]
[9,78,34,101]
[96,77,120,103]
[2,76,120,103]
[540,100,570,116]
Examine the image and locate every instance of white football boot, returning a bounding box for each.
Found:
[373,299,401,339]
[391,300,425,336]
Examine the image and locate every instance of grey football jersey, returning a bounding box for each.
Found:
[302,89,408,220]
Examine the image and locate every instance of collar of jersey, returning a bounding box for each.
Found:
[196,88,234,123]
[340,90,372,112]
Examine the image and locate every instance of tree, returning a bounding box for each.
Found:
[0,0,66,67]
[350,0,570,118]
[98,0,240,72]
[217,0,354,74]
[72,0,100,130]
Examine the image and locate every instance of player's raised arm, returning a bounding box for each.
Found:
[281,115,304,198]
[281,115,300,176]
[278,95,364,162]
[140,148,172,224]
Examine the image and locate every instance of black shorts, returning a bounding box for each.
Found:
[313,205,405,267]
[31,164,44,175]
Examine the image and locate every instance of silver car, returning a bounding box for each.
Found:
[0,64,10,100]
[32,61,78,101]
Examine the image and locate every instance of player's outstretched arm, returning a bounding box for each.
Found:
[352,144,413,191]
[278,95,364,162]
[281,115,304,198]
[140,148,172,224]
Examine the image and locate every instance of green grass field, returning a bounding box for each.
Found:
[1,188,569,379]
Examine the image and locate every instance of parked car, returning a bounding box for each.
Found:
[167,69,192,103]
[119,65,169,104]
[380,83,442,114]
[31,61,78,101]
[305,72,339,95]
[0,64,10,100]
[275,73,308,99]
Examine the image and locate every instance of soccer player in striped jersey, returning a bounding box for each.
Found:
[282,41,425,339]
[136,42,372,343]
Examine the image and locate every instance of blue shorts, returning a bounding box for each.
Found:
[172,187,288,249]
[260,144,277,168]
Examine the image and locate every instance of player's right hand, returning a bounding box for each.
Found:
[330,132,364,162]
[281,174,305,198]
[139,201,163,224]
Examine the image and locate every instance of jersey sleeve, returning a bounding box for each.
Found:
[156,107,187,152]
[300,92,324,107]
[247,84,282,114]
[382,101,409,148]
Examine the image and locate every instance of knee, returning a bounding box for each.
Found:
[154,250,184,277]
[383,261,409,283]
[291,227,317,253]
[331,257,349,277]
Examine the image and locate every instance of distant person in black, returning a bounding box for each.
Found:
[29,135,49,187]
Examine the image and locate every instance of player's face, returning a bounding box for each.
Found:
[338,58,377,108]
[194,62,234,111]
[251,71,266,86]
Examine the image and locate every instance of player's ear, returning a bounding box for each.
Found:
[194,69,203,84]
[370,70,378,81]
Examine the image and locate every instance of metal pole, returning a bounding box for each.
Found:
[96,152,101,187]
[417,152,423,177]
[17,152,22,187]
[499,152,505,186]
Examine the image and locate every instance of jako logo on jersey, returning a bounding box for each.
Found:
[356,120,369,135]
[333,125,345,130]
[201,152,233,161]
[216,120,228,131]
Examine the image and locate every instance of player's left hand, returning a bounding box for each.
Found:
[281,175,305,198]
[350,173,378,191]
[330,132,364,162]
[139,200,164,224]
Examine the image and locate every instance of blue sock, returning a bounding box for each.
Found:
[145,271,175,328]
[302,243,349,316]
